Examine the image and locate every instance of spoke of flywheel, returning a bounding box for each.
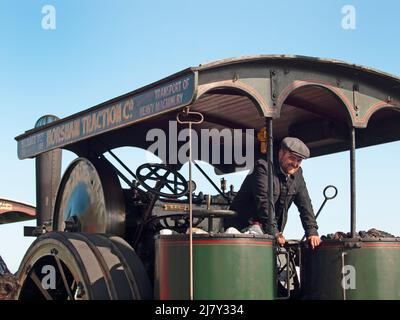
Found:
[30,270,53,300]
[54,256,74,300]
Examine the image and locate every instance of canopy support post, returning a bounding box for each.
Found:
[177,108,204,301]
[266,118,275,234]
[350,127,357,238]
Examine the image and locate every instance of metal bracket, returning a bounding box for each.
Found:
[24,220,53,237]
[352,83,360,115]
[270,70,278,106]
[276,248,291,300]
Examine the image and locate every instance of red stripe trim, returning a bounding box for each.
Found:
[362,243,400,248]
[159,239,273,246]
[316,242,400,249]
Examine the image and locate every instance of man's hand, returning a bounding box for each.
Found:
[307,235,321,249]
[276,233,286,246]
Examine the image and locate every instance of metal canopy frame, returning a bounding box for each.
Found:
[15,55,400,164]
[14,55,400,236]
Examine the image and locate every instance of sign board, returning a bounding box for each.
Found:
[17,73,195,159]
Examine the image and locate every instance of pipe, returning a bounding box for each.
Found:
[34,115,62,228]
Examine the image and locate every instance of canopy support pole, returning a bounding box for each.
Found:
[266,118,275,234]
[350,127,357,238]
[177,108,204,301]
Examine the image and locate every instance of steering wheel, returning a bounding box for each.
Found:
[136,163,188,198]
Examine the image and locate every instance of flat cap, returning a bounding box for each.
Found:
[281,137,310,159]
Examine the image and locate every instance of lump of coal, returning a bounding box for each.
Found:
[363,228,395,238]
[321,228,397,240]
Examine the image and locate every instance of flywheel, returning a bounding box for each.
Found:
[53,157,125,236]
[17,232,153,300]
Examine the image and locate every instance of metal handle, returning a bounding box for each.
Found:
[176,108,204,124]
[301,185,338,242]
[316,185,338,220]
[323,185,338,200]
[276,249,291,300]
[341,251,347,300]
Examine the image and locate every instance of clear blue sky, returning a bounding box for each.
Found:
[0,0,399,272]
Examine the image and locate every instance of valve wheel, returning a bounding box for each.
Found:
[136,163,188,198]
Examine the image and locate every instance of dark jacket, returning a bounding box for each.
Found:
[227,158,318,237]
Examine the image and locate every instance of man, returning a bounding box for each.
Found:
[227,137,321,249]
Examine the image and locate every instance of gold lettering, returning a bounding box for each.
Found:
[101,109,108,128]
[46,120,81,147]
[81,116,89,135]
[139,103,154,117]
[0,202,13,211]
[107,104,122,126]
[154,81,183,99]
[123,100,134,120]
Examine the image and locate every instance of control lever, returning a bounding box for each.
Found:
[301,185,338,242]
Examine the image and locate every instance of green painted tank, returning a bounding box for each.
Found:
[300,239,400,299]
[154,234,276,300]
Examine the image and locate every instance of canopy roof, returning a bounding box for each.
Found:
[16,55,400,172]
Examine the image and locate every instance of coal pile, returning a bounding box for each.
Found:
[321,228,398,240]
[0,255,18,300]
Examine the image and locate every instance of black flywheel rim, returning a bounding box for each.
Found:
[53,157,125,236]
[17,232,152,300]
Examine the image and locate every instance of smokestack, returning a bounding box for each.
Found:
[34,115,62,228]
